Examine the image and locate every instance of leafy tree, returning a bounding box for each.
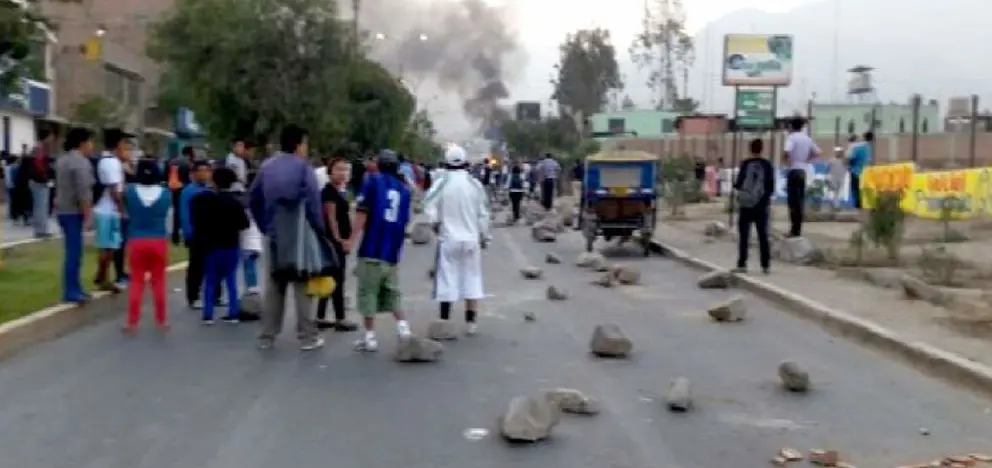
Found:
[147,0,415,153]
[621,95,637,110]
[551,28,623,118]
[0,0,76,91]
[71,94,127,131]
[629,0,695,110]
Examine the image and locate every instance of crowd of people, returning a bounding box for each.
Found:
[38,121,532,352]
[1,129,57,238]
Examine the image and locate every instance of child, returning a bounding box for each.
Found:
[122,160,172,334]
[190,167,249,324]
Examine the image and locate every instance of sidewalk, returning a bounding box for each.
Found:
[655,219,992,370]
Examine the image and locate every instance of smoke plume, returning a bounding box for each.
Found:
[356,0,524,131]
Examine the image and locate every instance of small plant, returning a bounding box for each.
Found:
[864,190,905,261]
[660,154,696,216]
[937,196,969,243]
[806,179,827,212]
[918,245,963,287]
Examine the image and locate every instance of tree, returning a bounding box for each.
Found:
[551,28,623,119]
[147,0,415,153]
[621,95,637,110]
[71,94,127,131]
[629,0,695,110]
[0,0,74,91]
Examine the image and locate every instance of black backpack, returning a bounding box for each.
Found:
[736,162,766,209]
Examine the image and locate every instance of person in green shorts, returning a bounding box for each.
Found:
[348,150,413,352]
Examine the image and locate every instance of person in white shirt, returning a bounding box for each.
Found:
[93,129,133,291]
[224,139,251,192]
[423,145,491,336]
[782,117,821,237]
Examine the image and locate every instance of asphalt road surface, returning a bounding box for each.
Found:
[0,221,991,468]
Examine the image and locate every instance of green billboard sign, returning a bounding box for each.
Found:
[735,88,775,129]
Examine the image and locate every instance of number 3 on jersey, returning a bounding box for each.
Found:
[383,189,401,223]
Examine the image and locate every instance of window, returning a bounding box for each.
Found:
[921,118,929,133]
[607,118,625,134]
[661,118,674,133]
[103,65,141,108]
[847,119,856,134]
[899,118,906,133]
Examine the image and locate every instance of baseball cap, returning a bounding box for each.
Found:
[377,149,398,165]
[445,145,468,166]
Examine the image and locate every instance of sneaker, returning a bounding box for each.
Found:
[465,322,478,336]
[189,300,203,310]
[222,316,240,324]
[201,319,215,326]
[257,339,275,350]
[301,337,325,351]
[353,335,379,352]
[395,321,412,338]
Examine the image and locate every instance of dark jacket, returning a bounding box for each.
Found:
[733,157,775,208]
[190,190,250,250]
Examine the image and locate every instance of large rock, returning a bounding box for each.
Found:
[576,252,606,268]
[426,320,459,341]
[592,272,615,288]
[532,225,557,242]
[544,388,600,415]
[900,274,950,306]
[589,323,633,358]
[591,257,611,272]
[546,285,568,301]
[498,394,562,442]
[697,270,734,289]
[778,361,810,392]
[520,266,544,279]
[775,237,824,265]
[707,297,747,322]
[704,221,729,237]
[410,222,433,245]
[665,377,693,412]
[522,202,544,225]
[613,266,641,285]
[393,336,445,362]
[545,253,562,264]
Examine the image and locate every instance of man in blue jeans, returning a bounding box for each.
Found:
[53,127,97,304]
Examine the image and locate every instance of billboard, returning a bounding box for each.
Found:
[722,34,794,86]
[515,102,541,122]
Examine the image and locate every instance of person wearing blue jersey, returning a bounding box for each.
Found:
[348,149,413,352]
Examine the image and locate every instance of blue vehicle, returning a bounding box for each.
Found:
[580,150,660,255]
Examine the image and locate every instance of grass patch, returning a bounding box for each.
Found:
[0,240,189,323]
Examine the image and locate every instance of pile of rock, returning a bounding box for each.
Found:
[498,387,600,442]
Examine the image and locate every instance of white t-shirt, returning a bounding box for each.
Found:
[314,166,329,190]
[95,156,124,213]
[783,132,820,171]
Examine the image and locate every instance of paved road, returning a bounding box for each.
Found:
[0,222,991,468]
[1,215,59,247]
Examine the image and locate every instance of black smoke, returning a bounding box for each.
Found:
[356,0,524,131]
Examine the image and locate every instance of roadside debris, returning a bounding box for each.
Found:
[589,323,633,358]
[612,265,642,285]
[523,311,536,322]
[576,252,606,268]
[426,320,458,341]
[592,272,615,288]
[546,285,568,301]
[664,377,693,412]
[410,222,433,245]
[698,270,734,289]
[543,388,600,415]
[545,253,561,264]
[393,336,444,363]
[499,394,561,442]
[778,361,810,393]
[707,297,747,322]
[520,266,544,279]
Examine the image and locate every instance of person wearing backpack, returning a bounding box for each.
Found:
[732,138,775,274]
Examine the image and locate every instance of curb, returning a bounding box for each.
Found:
[0,261,189,363]
[651,240,992,398]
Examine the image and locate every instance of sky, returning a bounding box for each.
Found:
[426,0,820,139]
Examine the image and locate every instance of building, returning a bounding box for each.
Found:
[38,0,175,145]
[0,6,56,156]
[808,101,942,139]
[587,110,683,139]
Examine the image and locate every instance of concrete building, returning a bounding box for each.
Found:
[38,0,175,142]
[809,101,942,139]
[0,8,56,155]
[587,110,684,139]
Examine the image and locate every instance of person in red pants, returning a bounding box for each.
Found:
[122,160,173,334]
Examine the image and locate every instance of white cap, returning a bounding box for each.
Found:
[445,145,468,166]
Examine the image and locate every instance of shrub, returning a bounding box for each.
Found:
[864,190,905,260]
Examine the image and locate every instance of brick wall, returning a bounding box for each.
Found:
[604,133,992,170]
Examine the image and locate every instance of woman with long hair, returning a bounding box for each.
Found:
[316,156,357,331]
[122,159,173,334]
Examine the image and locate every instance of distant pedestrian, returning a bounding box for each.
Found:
[180,160,222,309]
[122,159,172,334]
[783,117,820,237]
[316,156,358,332]
[192,167,249,325]
[534,153,560,210]
[249,124,326,351]
[225,138,251,193]
[827,146,848,209]
[733,138,775,274]
[167,146,196,245]
[505,164,526,222]
[423,145,490,336]
[348,149,413,352]
[24,128,54,237]
[54,127,96,304]
[848,132,873,210]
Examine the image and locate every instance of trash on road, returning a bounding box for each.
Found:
[808,449,839,466]
[462,428,489,441]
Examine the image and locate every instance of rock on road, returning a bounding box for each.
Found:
[0,224,990,468]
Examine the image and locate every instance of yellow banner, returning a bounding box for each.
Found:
[860,163,992,219]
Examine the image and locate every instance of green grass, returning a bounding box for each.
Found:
[0,240,189,323]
